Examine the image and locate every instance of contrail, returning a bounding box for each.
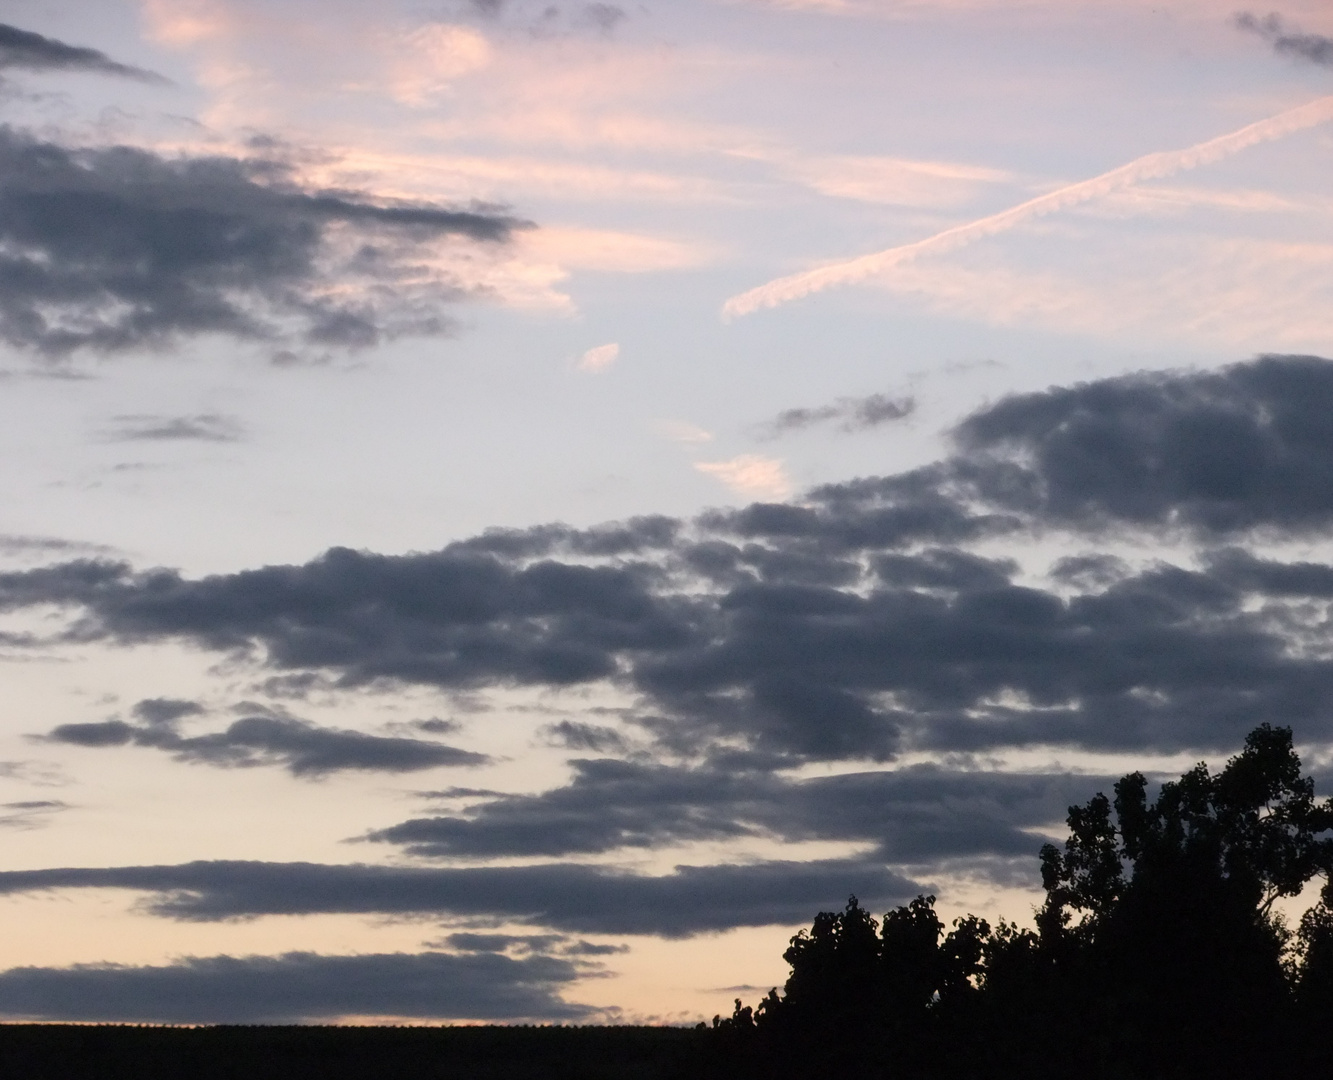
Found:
[722,94,1333,319]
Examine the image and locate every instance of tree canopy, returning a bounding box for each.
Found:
[713,724,1333,1080]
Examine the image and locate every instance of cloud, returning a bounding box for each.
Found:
[576,342,620,372]
[389,24,492,105]
[8,528,1318,762]
[520,227,717,273]
[1237,13,1333,67]
[0,858,918,937]
[14,358,1333,763]
[723,95,1333,317]
[0,23,167,82]
[836,234,1333,350]
[0,534,116,557]
[133,698,206,725]
[367,757,1102,862]
[0,949,588,1023]
[43,708,488,777]
[104,414,243,443]
[542,720,633,754]
[582,4,628,32]
[776,153,1012,208]
[0,761,67,787]
[694,455,792,499]
[762,393,915,435]
[0,546,692,690]
[0,800,68,830]
[459,1,627,34]
[0,127,527,358]
[652,419,714,444]
[952,354,1333,534]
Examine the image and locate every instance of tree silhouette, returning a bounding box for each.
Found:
[718,725,1333,1080]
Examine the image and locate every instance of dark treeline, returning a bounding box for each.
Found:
[712,724,1333,1079]
[4,724,1332,1079]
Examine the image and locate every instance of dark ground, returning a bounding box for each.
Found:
[0,1024,721,1080]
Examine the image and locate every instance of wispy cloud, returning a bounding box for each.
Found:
[1237,12,1333,67]
[855,235,1333,348]
[775,153,1013,208]
[576,342,620,372]
[694,454,792,498]
[723,94,1333,317]
[0,23,167,82]
[0,535,117,557]
[0,800,68,830]
[42,707,489,777]
[103,414,243,443]
[762,393,915,436]
[387,23,493,105]
[653,419,714,444]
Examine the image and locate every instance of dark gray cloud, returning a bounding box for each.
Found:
[442,931,562,953]
[3,522,1333,762]
[0,949,588,1023]
[0,858,917,937]
[0,23,166,82]
[368,758,1099,862]
[543,720,632,754]
[762,392,915,436]
[0,127,527,358]
[952,354,1333,535]
[1237,13,1333,66]
[10,358,1333,763]
[43,709,487,777]
[2,547,693,689]
[104,413,242,443]
[433,931,622,956]
[132,697,205,725]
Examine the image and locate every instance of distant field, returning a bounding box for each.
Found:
[0,1024,721,1080]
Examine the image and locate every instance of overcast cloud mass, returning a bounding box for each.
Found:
[0,1,1330,1025]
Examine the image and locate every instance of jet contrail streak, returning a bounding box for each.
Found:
[722,95,1333,319]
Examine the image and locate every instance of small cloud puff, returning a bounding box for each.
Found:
[762,392,914,437]
[576,342,620,373]
[652,419,713,444]
[694,454,792,499]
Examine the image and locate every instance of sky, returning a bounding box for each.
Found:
[0,0,1330,1025]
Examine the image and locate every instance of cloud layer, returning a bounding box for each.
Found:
[0,949,588,1023]
[45,706,487,777]
[369,758,1105,863]
[0,858,916,937]
[11,357,1333,765]
[7,355,1333,1006]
